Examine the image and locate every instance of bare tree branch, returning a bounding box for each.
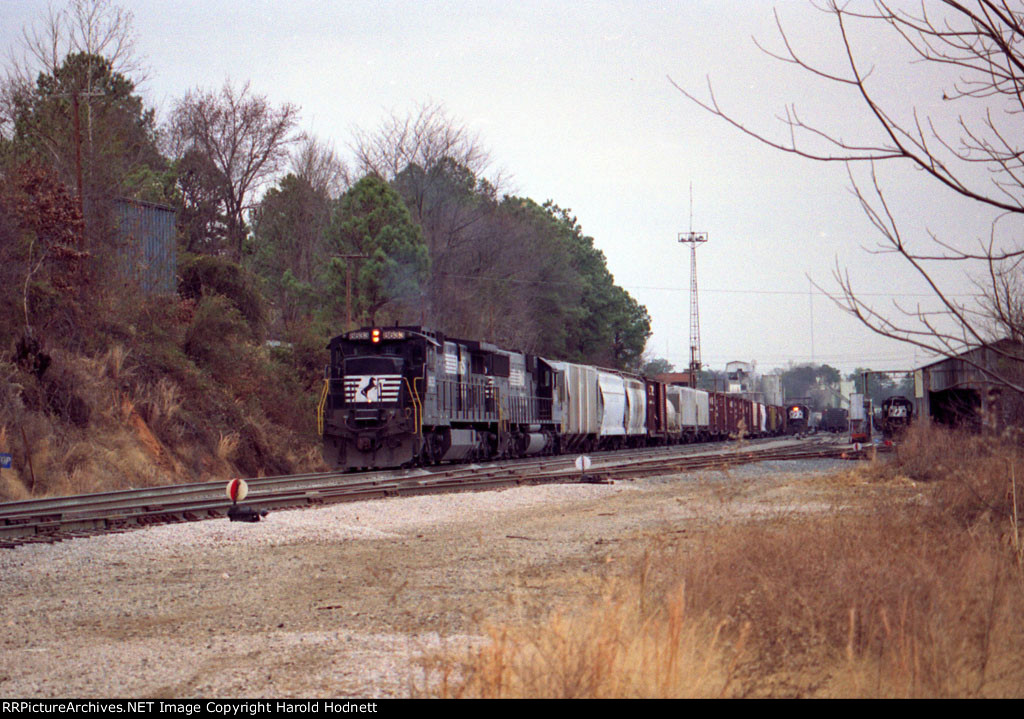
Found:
[675,0,1024,396]
[169,80,299,260]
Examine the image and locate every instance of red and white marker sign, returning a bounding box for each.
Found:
[226,478,248,503]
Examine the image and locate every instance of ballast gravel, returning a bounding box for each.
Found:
[0,458,854,698]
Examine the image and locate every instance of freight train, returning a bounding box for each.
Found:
[317,326,790,470]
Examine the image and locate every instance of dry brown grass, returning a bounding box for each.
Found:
[0,349,196,498]
[0,287,327,501]
[431,425,1024,698]
[430,585,745,698]
[682,508,1023,697]
[100,344,133,384]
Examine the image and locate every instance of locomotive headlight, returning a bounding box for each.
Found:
[371,328,381,344]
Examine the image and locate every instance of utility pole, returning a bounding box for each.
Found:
[72,91,84,218]
[56,87,104,227]
[334,253,367,329]
[679,184,708,389]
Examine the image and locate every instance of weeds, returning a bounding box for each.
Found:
[101,344,132,383]
[435,583,745,698]
[216,431,240,463]
[431,424,1024,698]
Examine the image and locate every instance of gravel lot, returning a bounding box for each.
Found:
[0,457,857,698]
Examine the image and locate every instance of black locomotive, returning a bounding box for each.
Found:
[880,395,914,438]
[821,407,849,433]
[785,403,811,435]
[318,326,558,470]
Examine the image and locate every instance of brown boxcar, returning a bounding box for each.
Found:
[707,392,725,439]
[644,378,669,444]
[724,395,755,438]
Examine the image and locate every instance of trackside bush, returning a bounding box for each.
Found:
[183,294,251,382]
[177,253,265,336]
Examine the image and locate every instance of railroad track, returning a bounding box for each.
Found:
[0,436,878,549]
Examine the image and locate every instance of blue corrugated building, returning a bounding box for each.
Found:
[115,198,177,294]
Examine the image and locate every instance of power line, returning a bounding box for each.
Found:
[432,272,980,299]
[630,284,981,298]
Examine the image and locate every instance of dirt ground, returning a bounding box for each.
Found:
[0,458,875,698]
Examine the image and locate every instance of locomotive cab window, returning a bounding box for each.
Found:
[537,366,552,388]
[471,352,486,375]
[409,343,424,364]
[344,357,403,375]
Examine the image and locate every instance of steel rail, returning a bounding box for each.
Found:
[0,436,877,549]
[0,436,806,522]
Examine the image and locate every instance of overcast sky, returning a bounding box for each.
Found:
[2,0,999,375]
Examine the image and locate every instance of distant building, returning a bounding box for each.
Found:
[761,374,783,406]
[813,384,846,410]
[839,380,856,407]
[723,361,784,405]
[915,339,1024,431]
[116,198,177,294]
[655,371,697,387]
[725,361,756,393]
[655,366,782,406]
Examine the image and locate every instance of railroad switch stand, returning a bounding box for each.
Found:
[228,503,266,522]
[225,478,268,522]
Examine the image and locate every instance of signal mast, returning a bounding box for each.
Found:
[678,184,707,389]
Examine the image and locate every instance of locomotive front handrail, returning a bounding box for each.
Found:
[406,376,423,436]
[316,378,330,435]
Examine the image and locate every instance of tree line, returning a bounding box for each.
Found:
[0,0,651,373]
